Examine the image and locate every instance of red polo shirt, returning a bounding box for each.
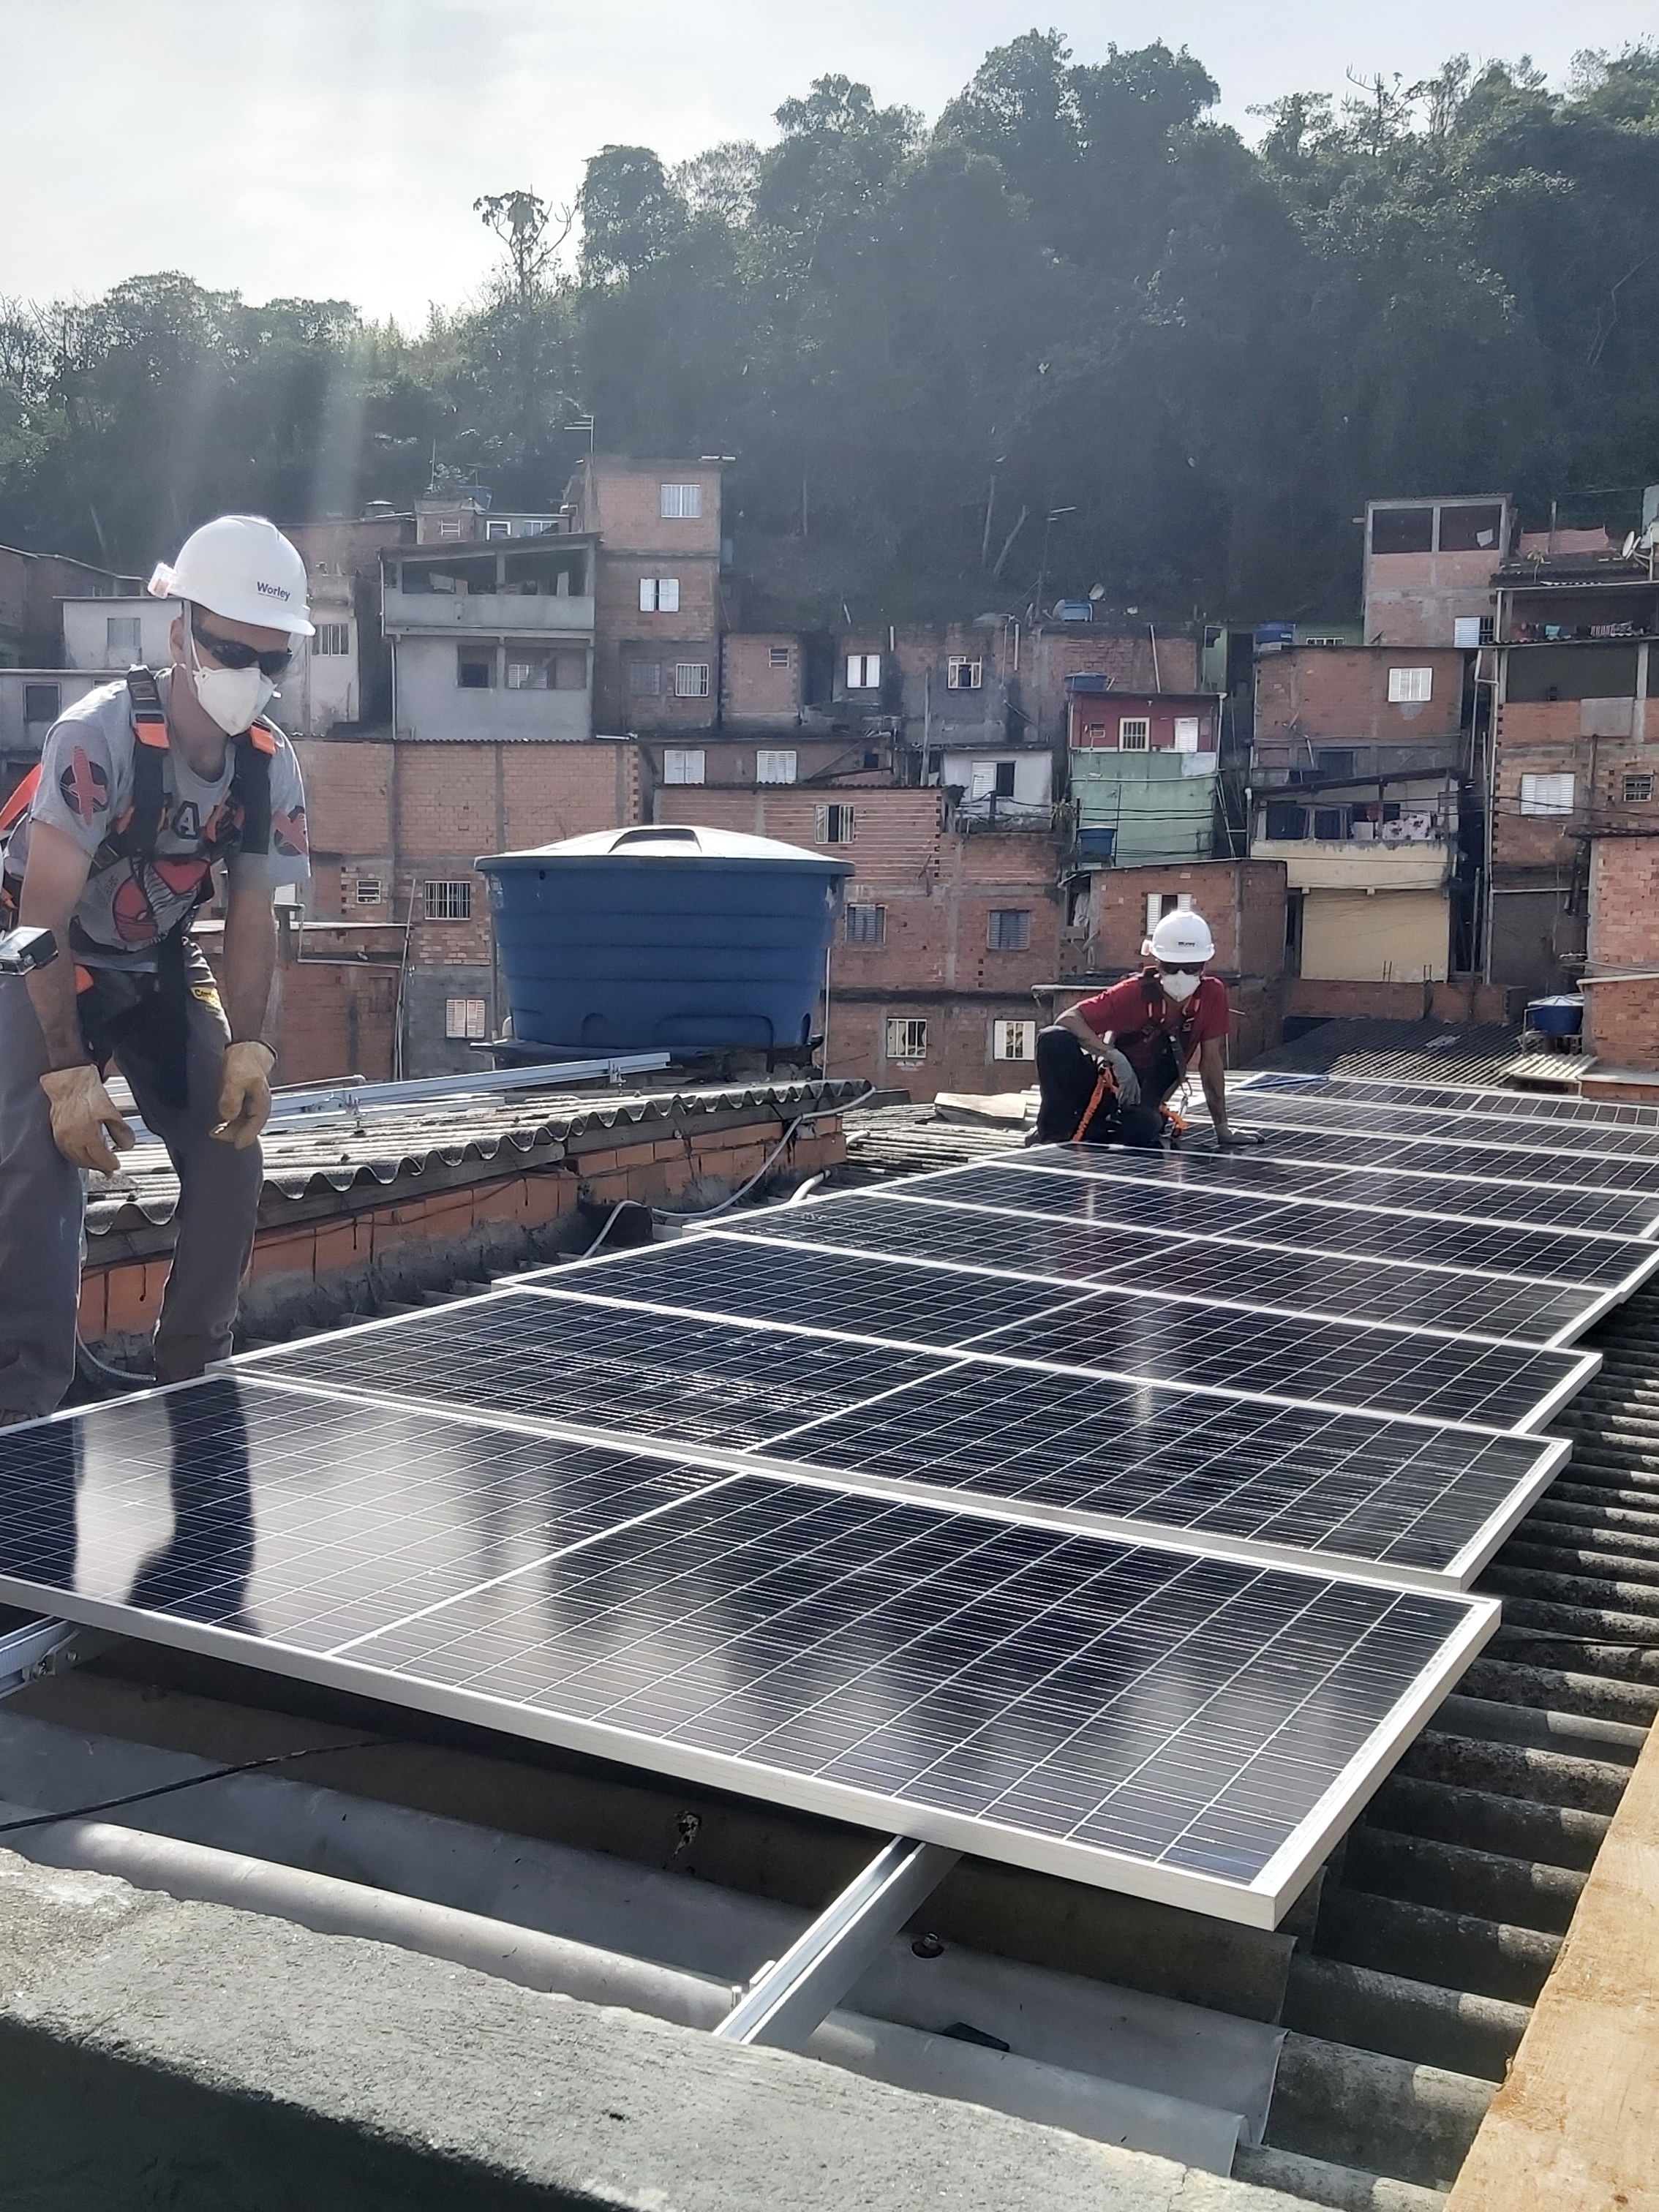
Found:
[1072,972,1230,1082]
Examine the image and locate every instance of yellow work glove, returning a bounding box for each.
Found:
[39,1065,137,1176]
[212,1040,276,1148]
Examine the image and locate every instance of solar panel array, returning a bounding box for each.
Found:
[0,1070,1645,1927]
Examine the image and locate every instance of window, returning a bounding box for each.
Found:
[1146,892,1194,933]
[1623,772,1655,804]
[1313,805,1348,840]
[445,996,488,1040]
[1315,748,1355,779]
[845,903,885,944]
[1118,717,1150,750]
[988,909,1031,952]
[816,802,855,843]
[993,759,1017,799]
[424,879,473,920]
[354,877,383,906]
[663,748,706,784]
[767,644,792,668]
[456,649,494,689]
[756,749,797,784]
[436,519,464,540]
[992,1019,1037,1062]
[106,615,142,658]
[627,659,662,696]
[639,576,681,613]
[660,483,703,519]
[1264,801,1308,840]
[885,1017,928,1061]
[1371,506,1433,554]
[674,662,710,698]
[23,682,59,723]
[314,623,350,655]
[1388,666,1434,704]
[1437,503,1504,553]
[947,657,982,691]
[506,648,583,691]
[486,520,511,540]
[846,653,881,690]
[1519,772,1576,817]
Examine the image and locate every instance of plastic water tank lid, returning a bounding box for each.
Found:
[478,824,853,869]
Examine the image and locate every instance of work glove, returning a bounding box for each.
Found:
[212,1041,276,1149]
[1099,1046,1140,1107]
[39,1065,136,1176]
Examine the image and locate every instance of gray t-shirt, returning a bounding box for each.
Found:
[5,673,309,971]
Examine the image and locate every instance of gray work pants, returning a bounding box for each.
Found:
[0,952,263,1418]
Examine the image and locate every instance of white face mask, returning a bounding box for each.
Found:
[1160,968,1201,1003]
[186,626,275,737]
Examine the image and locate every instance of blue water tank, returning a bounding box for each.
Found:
[475,824,853,1053]
[1527,995,1584,1037]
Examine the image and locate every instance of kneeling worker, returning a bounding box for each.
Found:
[0,515,314,1425]
[1034,908,1233,1146]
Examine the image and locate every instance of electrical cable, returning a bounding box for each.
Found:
[0,1737,396,1835]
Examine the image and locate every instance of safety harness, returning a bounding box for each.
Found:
[0,669,276,1105]
[1068,971,1205,1145]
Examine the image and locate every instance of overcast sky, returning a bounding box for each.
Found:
[4,0,1652,324]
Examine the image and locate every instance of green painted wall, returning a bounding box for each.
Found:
[1069,750,1218,865]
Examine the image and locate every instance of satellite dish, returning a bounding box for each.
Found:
[1623,531,1639,558]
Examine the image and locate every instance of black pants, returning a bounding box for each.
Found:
[1033,1026,1167,1147]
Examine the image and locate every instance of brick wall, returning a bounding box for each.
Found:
[1585,835,1659,1070]
[1254,647,1464,747]
[567,459,723,556]
[723,633,801,726]
[1084,860,1287,977]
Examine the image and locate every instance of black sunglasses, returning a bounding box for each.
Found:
[192,615,293,680]
[1159,962,1206,975]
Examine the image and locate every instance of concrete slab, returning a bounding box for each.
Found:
[1446,1700,1659,2210]
[0,1851,1309,2212]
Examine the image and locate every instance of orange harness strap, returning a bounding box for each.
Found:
[1071,1065,1116,1143]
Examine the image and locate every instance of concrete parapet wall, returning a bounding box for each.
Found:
[0,1851,1303,2212]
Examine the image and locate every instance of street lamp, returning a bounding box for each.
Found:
[1036,506,1077,620]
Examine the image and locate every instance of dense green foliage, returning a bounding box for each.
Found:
[1,34,1655,620]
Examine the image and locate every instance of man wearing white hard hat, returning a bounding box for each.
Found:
[1034,908,1235,1147]
[0,516,312,1423]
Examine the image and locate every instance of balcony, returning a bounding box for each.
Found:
[949,795,1060,833]
[1252,819,1451,892]
[382,586,595,636]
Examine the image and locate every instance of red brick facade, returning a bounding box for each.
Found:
[1585,833,1659,1072]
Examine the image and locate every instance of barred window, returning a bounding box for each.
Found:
[1622,772,1654,804]
[1118,717,1150,750]
[885,1016,928,1061]
[674,661,710,698]
[660,483,703,519]
[314,623,350,655]
[354,876,384,906]
[816,802,856,843]
[424,879,473,921]
[991,1020,1037,1061]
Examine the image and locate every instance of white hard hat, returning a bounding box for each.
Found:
[1149,908,1215,963]
[148,514,314,636]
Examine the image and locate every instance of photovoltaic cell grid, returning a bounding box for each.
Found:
[723,1192,1605,1346]
[240,1282,1564,1585]
[538,1232,1593,1432]
[0,1377,1496,1919]
[897,1162,1652,1291]
[237,1294,950,1451]
[1228,1085,1659,1166]
[1258,1074,1659,1135]
[1007,1141,1659,1242]
[1188,1119,1659,1200]
[519,1238,1099,1351]
[756,1361,1559,1582]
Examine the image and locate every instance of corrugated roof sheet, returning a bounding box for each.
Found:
[88,1076,864,1238]
[1252,1019,1526,1088]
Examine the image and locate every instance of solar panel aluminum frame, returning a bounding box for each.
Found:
[0,1374,1502,1930]
[712,1212,1608,1358]
[1227,1075,1659,1158]
[847,1160,1659,1306]
[1237,1072,1659,1132]
[1178,1114,1659,1208]
[228,1296,1573,1595]
[510,1235,1603,1437]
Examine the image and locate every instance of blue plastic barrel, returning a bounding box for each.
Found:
[475,824,853,1053]
[1527,996,1584,1037]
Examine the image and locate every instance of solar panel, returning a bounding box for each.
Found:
[1189,1118,1659,1200]
[0,1376,1498,1927]
[757,1361,1562,1587]
[896,1162,1654,1292]
[237,1293,951,1451]
[1227,1083,1659,1165]
[724,1192,1606,1345]
[1259,1073,1659,1133]
[1004,1143,1659,1241]
[519,1237,1098,1350]
[533,1232,1595,1432]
